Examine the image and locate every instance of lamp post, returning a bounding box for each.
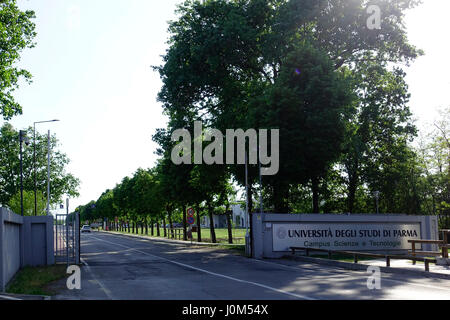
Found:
[19,130,30,216]
[374,191,380,214]
[33,120,59,216]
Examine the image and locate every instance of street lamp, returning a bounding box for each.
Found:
[19,130,30,216]
[34,120,60,216]
[373,191,380,214]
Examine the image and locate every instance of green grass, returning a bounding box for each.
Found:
[6,265,67,296]
[103,226,247,244]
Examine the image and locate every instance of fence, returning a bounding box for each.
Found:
[0,207,54,292]
[290,246,437,272]
[54,213,80,265]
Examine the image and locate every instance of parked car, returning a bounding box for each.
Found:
[81,225,91,233]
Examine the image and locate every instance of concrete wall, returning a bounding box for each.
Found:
[0,208,24,291]
[23,215,55,267]
[0,207,54,292]
[252,213,439,259]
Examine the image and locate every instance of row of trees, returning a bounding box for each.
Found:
[75,165,237,243]
[77,0,449,231]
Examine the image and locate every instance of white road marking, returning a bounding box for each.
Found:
[89,234,316,300]
[80,257,115,300]
[0,295,22,300]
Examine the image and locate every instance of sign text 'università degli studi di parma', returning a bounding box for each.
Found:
[272,223,421,251]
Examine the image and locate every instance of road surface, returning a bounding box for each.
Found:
[53,231,450,300]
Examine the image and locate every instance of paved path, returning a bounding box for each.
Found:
[53,232,450,300]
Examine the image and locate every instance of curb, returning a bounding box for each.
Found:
[283,254,450,280]
[97,230,245,248]
[0,293,51,300]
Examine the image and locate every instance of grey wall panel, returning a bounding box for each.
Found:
[1,208,54,291]
[3,222,21,287]
[31,223,46,266]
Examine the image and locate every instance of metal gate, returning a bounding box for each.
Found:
[54,212,80,265]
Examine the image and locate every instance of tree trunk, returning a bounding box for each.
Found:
[248,186,254,215]
[145,221,148,235]
[150,219,154,236]
[182,204,187,241]
[132,222,135,234]
[156,221,160,237]
[347,175,358,214]
[208,201,217,243]
[273,183,289,213]
[195,204,202,242]
[226,210,233,244]
[346,159,359,214]
[224,201,233,244]
[167,206,174,239]
[169,216,174,238]
[141,220,144,234]
[163,218,167,237]
[312,177,320,213]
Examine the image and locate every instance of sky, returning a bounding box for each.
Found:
[2,0,450,213]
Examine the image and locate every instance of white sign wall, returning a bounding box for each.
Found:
[272,222,422,252]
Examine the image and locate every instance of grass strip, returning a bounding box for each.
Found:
[6,265,67,296]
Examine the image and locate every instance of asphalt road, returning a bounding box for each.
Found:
[53,231,450,300]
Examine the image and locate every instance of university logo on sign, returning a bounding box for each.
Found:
[276,227,287,240]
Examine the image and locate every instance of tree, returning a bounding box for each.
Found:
[190,162,230,243]
[95,189,117,230]
[113,176,135,232]
[341,61,417,213]
[8,189,46,216]
[153,126,197,241]
[155,0,422,214]
[415,107,450,227]
[131,168,164,235]
[77,201,96,224]
[0,123,80,207]
[255,44,354,213]
[0,0,37,119]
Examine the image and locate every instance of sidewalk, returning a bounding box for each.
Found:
[285,254,450,280]
[359,257,450,276]
[0,293,50,300]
